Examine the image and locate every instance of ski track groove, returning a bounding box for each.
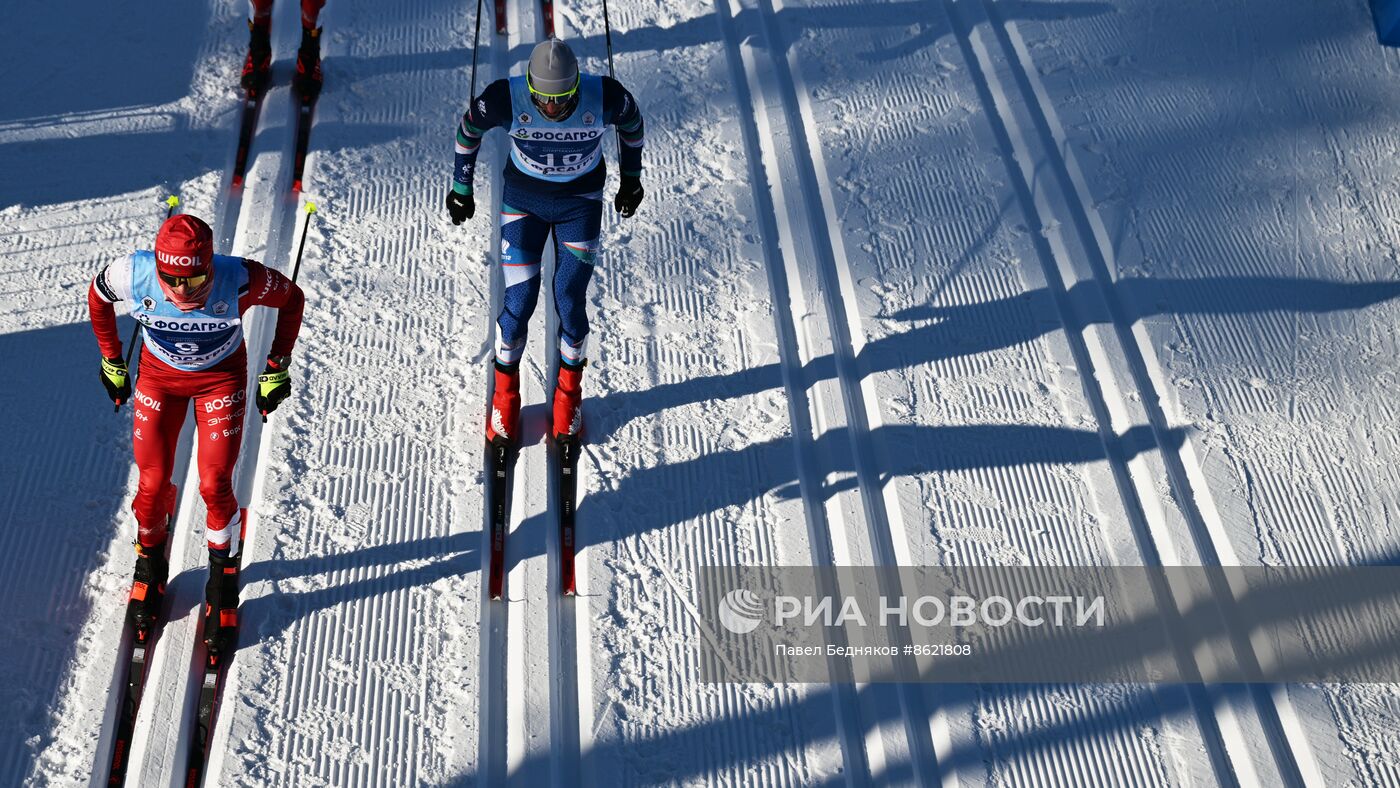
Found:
[559,0,849,783]
[211,0,488,783]
[749,0,968,781]
[542,8,586,788]
[930,0,1261,783]
[935,0,1330,785]
[1016,0,1400,778]
[478,0,518,784]
[790,0,1244,783]
[988,3,1325,785]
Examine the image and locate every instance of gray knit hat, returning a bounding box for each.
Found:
[528,39,579,96]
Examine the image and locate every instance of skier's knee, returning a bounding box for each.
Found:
[199,475,235,509]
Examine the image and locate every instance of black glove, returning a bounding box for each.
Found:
[257,355,292,418]
[614,175,644,218]
[446,189,475,225]
[101,357,131,408]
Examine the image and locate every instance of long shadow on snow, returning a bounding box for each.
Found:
[0,120,411,210]
[525,0,1112,66]
[442,550,1400,786]
[586,275,1400,446]
[0,0,207,123]
[305,0,1111,92]
[0,320,134,781]
[232,531,482,643]
[501,423,1182,571]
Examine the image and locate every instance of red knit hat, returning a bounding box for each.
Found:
[154,214,213,275]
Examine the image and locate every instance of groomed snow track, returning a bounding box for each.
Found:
[5,0,1400,785]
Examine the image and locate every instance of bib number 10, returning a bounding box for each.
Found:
[540,153,584,167]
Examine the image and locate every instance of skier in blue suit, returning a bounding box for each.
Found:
[447,38,645,447]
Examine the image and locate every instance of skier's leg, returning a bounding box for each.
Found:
[550,194,601,363]
[294,0,327,98]
[549,195,602,439]
[242,1,274,91]
[131,379,189,548]
[192,374,247,557]
[300,0,326,28]
[495,196,551,365]
[128,375,185,627]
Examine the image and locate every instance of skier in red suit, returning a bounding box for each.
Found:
[88,214,304,652]
[240,0,326,99]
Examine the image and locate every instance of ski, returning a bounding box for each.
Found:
[103,504,176,785]
[541,0,555,38]
[230,90,265,192]
[556,436,578,596]
[105,592,163,784]
[495,0,507,35]
[182,509,246,788]
[487,441,515,600]
[291,93,319,194]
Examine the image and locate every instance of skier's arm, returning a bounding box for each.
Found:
[239,260,305,358]
[453,79,514,196]
[602,77,645,177]
[88,258,134,359]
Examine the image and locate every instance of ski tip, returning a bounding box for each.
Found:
[291,178,303,194]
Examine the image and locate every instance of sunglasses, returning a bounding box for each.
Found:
[159,271,209,288]
[528,73,579,112]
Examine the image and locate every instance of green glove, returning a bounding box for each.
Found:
[101,357,131,407]
[257,355,292,417]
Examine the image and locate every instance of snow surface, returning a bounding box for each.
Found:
[3,0,1400,784]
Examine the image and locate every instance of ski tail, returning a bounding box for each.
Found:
[541,0,555,38]
[291,94,318,194]
[183,507,247,787]
[557,436,578,596]
[103,493,178,785]
[487,441,514,600]
[231,91,264,191]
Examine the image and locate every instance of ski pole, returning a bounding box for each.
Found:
[469,0,484,102]
[290,200,317,284]
[262,201,317,423]
[118,195,180,412]
[602,0,616,78]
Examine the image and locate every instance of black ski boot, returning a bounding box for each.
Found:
[126,540,168,633]
[203,551,241,656]
[240,18,272,93]
[293,26,323,100]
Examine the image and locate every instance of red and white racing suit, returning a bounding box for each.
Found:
[250,0,325,28]
[88,258,304,553]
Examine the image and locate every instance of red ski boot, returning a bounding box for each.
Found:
[240,18,272,93]
[293,26,323,100]
[552,360,585,442]
[486,361,521,447]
